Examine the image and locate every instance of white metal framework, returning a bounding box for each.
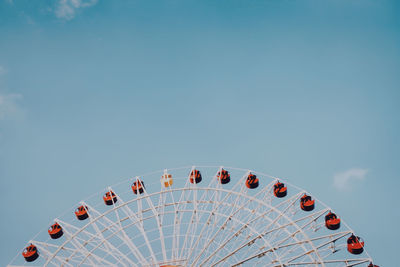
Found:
[9,166,374,266]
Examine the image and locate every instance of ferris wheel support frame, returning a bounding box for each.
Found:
[37,186,371,267]
[10,166,375,267]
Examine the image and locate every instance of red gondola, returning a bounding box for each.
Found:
[368,263,379,267]
[132,179,145,194]
[22,244,39,262]
[245,173,259,189]
[75,205,89,220]
[300,194,315,211]
[347,234,364,254]
[103,190,117,205]
[189,169,202,184]
[48,222,63,239]
[325,212,341,230]
[217,169,230,184]
[273,181,287,198]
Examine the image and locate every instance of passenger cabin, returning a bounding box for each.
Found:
[347,234,364,255]
[217,169,230,184]
[300,194,315,211]
[103,191,117,205]
[325,212,341,230]
[368,263,379,267]
[189,169,202,184]
[75,205,89,220]
[22,244,39,262]
[132,179,145,194]
[245,173,259,189]
[161,171,173,188]
[273,181,287,198]
[48,222,63,239]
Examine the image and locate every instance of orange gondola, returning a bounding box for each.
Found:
[132,179,145,194]
[22,244,39,262]
[273,181,287,198]
[189,169,202,184]
[217,169,230,184]
[325,212,341,230]
[103,190,117,205]
[347,234,364,255]
[75,205,89,220]
[48,222,63,239]
[300,194,315,211]
[245,173,259,189]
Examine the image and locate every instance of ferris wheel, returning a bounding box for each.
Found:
[9,166,379,267]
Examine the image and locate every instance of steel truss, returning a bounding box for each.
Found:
[8,166,374,267]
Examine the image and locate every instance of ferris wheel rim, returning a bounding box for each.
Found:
[10,165,375,267]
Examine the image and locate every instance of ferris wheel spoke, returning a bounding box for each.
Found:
[170,205,275,266]
[204,181,278,260]
[72,206,180,266]
[209,215,280,267]
[43,204,260,266]
[239,257,371,267]
[84,203,145,264]
[82,202,144,266]
[173,168,194,261]
[122,195,159,264]
[258,191,320,263]
[11,166,376,267]
[178,190,198,259]
[115,206,254,264]
[190,171,255,266]
[33,241,74,267]
[142,186,168,263]
[105,188,150,265]
[168,187,180,261]
[202,191,304,267]
[184,168,224,262]
[51,220,111,267]
[209,192,323,266]
[269,209,330,261]
[282,231,351,264]
[280,258,371,266]
[183,198,202,261]
[112,191,161,263]
[157,189,167,226]
[78,203,135,267]
[62,219,125,266]
[65,197,316,266]
[231,231,352,266]
[270,208,328,243]
[179,166,206,260]
[43,216,126,267]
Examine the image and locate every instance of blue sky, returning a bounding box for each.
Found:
[0,0,399,266]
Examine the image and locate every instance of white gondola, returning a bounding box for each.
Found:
[161,169,173,188]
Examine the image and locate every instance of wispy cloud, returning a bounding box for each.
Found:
[0,93,23,120]
[333,168,368,191]
[55,0,98,20]
[0,65,7,76]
